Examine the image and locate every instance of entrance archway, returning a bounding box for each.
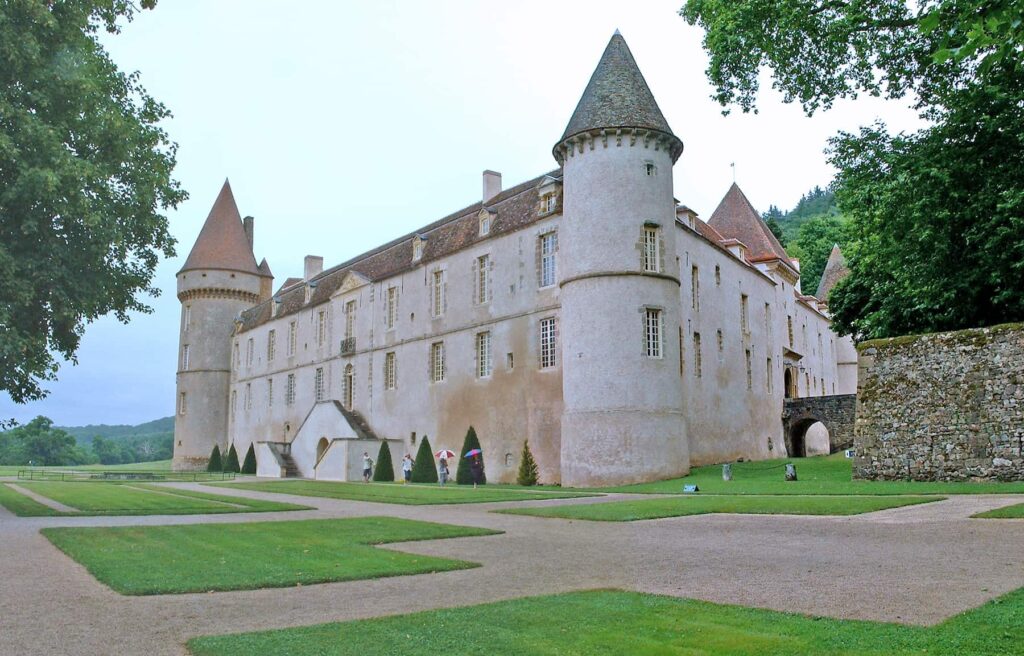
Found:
[784,367,797,399]
[316,437,329,463]
[781,395,856,456]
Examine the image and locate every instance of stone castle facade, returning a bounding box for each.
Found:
[173,33,857,486]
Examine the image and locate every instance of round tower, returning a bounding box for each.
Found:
[554,33,688,486]
[173,181,265,471]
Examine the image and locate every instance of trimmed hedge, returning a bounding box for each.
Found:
[373,441,395,482]
[456,426,485,485]
[411,437,438,483]
[223,444,241,473]
[206,444,222,472]
[241,443,257,474]
[516,440,539,486]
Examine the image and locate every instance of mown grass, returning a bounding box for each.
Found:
[187,587,1024,655]
[973,502,1024,519]
[43,517,500,595]
[607,453,1024,496]
[0,482,308,517]
[498,494,941,521]
[0,459,173,476]
[208,480,599,505]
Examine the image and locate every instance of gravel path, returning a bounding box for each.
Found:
[1,485,1022,656]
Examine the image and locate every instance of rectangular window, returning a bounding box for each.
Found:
[717,329,723,353]
[432,270,446,317]
[246,338,254,367]
[787,315,794,348]
[476,254,490,304]
[233,342,240,367]
[476,331,493,377]
[767,358,774,393]
[183,305,191,333]
[764,303,772,342]
[645,309,662,358]
[230,390,236,418]
[245,383,252,410]
[541,193,557,214]
[678,326,684,375]
[741,294,749,333]
[540,317,557,368]
[540,232,558,287]
[384,352,396,390]
[178,392,186,415]
[317,309,328,346]
[430,342,446,382]
[181,344,190,371]
[507,352,514,370]
[745,349,753,390]
[315,367,325,402]
[286,373,295,406]
[267,378,274,406]
[691,266,700,311]
[480,214,491,236]
[288,321,297,356]
[267,329,276,362]
[693,332,702,378]
[714,265,721,286]
[385,287,398,329]
[345,300,357,339]
[643,227,660,273]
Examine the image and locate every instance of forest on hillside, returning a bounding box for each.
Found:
[0,416,174,466]
[763,186,850,296]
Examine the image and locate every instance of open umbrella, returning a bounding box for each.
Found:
[435,449,455,459]
[464,448,482,458]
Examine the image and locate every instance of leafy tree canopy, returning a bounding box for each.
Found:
[0,0,185,403]
[0,415,94,466]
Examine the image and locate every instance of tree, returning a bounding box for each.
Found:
[456,426,485,486]
[516,440,539,486]
[410,436,437,483]
[241,443,257,475]
[786,214,852,296]
[206,444,222,472]
[0,416,90,466]
[373,440,394,482]
[0,1,186,404]
[223,444,240,473]
[91,435,126,464]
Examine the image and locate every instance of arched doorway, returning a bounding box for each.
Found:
[316,437,329,463]
[343,364,354,410]
[788,418,816,457]
[784,367,797,399]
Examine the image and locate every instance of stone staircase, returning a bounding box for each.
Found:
[336,402,381,442]
[278,450,300,478]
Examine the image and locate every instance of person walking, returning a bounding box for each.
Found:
[438,458,449,487]
[362,452,373,483]
[402,453,414,484]
[470,455,483,489]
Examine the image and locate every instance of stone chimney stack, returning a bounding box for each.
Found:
[482,170,502,202]
[304,255,323,281]
[243,216,254,249]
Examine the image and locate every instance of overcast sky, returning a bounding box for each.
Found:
[2,0,924,427]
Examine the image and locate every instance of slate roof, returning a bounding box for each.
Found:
[238,170,562,333]
[707,183,791,265]
[816,244,850,300]
[557,32,681,159]
[179,181,260,276]
[257,258,273,279]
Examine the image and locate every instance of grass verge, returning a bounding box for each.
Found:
[972,502,1024,519]
[497,494,942,521]
[187,588,1024,655]
[0,459,172,476]
[42,517,500,595]
[0,483,62,516]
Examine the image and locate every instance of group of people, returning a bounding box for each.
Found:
[361,450,484,487]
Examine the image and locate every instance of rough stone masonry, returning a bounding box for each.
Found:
[854,323,1024,481]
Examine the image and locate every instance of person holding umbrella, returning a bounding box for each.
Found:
[435,448,455,487]
[466,448,484,489]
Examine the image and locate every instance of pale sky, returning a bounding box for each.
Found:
[2,0,923,426]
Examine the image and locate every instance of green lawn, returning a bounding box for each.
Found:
[0,459,173,476]
[42,517,501,595]
[208,480,599,505]
[607,453,1024,496]
[499,494,942,521]
[0,482,309,516]
[973,502,1024,519]
[187,588,1024,655]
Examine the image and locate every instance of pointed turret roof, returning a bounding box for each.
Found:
[816,244,850,300]
[556,32,681,160]
[179,180,260,276]
[708,183,790,264]
[257,258,273,279]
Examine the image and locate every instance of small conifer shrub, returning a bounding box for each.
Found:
[223,444,241,473]
[206,444,223,472]
[516,440,539,486]
[373,440,395,482]
[456,426,485,485]
[241,443,257,474]
[411,436,438,483]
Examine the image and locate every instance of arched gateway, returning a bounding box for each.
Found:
[781,395,856,457]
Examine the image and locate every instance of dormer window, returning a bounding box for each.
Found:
[537,176,561,216]
[412,235,425,262]
[478,209,495,237]
[645,161,657,176]
[540,193,557,214]
[305,281,318,304]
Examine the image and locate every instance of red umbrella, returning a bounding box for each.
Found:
[435,449,455,459]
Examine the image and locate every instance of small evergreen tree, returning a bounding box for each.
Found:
[206,444,222,472]
[516,440,539,486]
[223,444,240,473]
[241,443,257,474]
[456,426,485,485]
[411,436,438,483]
[373,440,395,482]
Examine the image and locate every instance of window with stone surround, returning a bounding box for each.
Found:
[693,332,702,378]
[766,358,773,393]
[384,352,396,390]
[231,390,236,418]
[245,383,252,411]
[787,315,794,348]
[181,344,190,371]
[691,265,700,311]
[286,374,295,406]
[317,309,328,346]
[432,269,446,317]
[539,232,558,288]
[182,305,191,333]
[343,364,354,409]
[643,226,661,273]
[764,303,772,343]
[385,286,398,329]
[344,300,356,339]
[430,342,446,382]
[267,378,274,406]
[741,294,749,334]
[315,367,325,402]
[475,255,491,304]
[540,317,557,369]
[715,265,721,286]
[678,326,684,375]
[476,331,493,377]
[288,321,297,356]
[645,308,663,358]
[179,392,186,415]
[745,349,753,390]
[540,192,557,214]
[268,329,276,362]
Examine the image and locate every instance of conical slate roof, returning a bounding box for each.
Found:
[557,32,680,155]
[708,183,790,264]
[179,180,260,275]
[816,244,850,300]
[257,257,273,279]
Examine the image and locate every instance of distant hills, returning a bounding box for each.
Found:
[58,416,174,446]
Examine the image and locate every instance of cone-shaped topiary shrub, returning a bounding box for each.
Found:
[373,440,395,482]
[223,444,240,473]
[206,444,223,472]
[411,436,438,483]
[516,440,539,486]
[456,426,485,485]
[241,443,257,474]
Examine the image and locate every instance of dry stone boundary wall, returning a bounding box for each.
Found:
[854,323,1024,481]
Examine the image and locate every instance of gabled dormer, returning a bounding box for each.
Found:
[412,234,426,263]
[537,175,561,216]
[478,208,496,237]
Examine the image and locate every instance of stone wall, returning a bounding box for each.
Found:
[782,394,856,456]
[854,323,1024,481]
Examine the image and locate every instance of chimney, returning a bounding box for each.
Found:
[482,170,502,202]
[243,216,254,250]
[304,255,323,281]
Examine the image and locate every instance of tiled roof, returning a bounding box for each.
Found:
[238,170,561,333]
[558,33,680,154]
[179,181,260,276]
[257,258,273,279]
[816,244,850,300]
[707,183,790,265]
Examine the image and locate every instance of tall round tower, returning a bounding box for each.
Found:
[554,33,688,486]
[173,181,265,471]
